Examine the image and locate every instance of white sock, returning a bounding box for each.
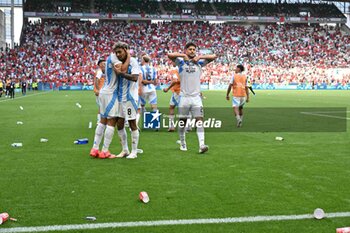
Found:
[97,114,101,123]
[118,128,129,152]
[93,123,106,149]
[131,130,139,154]
[197,125,205,147]
[236,115,241,121]
[136,112,140,126]
[186,114,192,130]
[102,125,115,152]
[179,123,186,144]
[240,115,243,122]
[169,114,175,129]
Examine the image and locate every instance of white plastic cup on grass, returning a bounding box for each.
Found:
[40,138,48,143]
[0,213,9,225]
[137,149,143,154]
[313,208,325,220]
[139,191,150,203]
[11,143,23,147]
[337,227,350,233]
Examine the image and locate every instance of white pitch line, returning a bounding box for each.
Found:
[0,91,51,103]
[308,111,350,114]
[0,212,350,233]
[300,112,350,120]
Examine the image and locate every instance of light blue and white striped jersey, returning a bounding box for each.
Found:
[100,53,121,94]
[141,65,157,93]
[117,57,141,102]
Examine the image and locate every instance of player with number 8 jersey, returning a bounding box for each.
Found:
[113,42,141,159]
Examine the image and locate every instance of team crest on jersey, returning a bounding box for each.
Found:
[185,63,197,73]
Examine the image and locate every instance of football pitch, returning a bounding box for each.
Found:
[0,90,349,233]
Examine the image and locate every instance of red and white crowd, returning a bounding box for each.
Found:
[1,20,349,88]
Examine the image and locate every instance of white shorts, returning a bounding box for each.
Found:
[140,91,157,105]
[99,93,119,119]
[169,92,180,107]
[232,97,246,107]
[178,95,203,118]
[117,99,139,120]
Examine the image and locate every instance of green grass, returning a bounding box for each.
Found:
[0,90,349,233]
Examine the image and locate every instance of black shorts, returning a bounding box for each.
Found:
[0,87,3,91]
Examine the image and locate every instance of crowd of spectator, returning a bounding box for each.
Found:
[1,20,349,89]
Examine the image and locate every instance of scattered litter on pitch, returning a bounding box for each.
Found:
[137,149,143,154]
[11,143,23,147]
[139,191,150,203]
[313,208,325,220]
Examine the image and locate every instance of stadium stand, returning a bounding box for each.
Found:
[23,0,345,18]
[1,1,349,90]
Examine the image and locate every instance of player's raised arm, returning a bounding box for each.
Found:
[193,54,218,64]
[168,53,189,62]
[120,50,130,73]
[120,73,138,82]
[113,42,138,82]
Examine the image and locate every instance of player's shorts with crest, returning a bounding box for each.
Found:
[99,92,119,119]
[178,95,203,118]
[232,96,246,107]
[140,91,157,105]
[169,92,180,106]
[117,98,138,120]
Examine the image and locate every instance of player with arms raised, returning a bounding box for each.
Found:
[168,42,217,154]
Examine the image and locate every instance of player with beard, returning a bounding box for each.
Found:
[168,42,217,154]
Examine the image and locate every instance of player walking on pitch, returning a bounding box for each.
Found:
[226,64,250,127]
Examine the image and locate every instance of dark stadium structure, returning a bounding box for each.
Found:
[22,0,348,21]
